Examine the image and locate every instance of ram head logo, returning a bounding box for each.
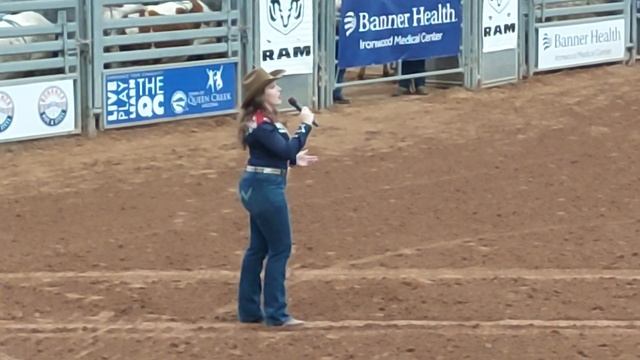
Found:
[268,0,304,35]
[488,0,511,14]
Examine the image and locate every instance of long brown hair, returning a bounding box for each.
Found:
[237,95,278,149]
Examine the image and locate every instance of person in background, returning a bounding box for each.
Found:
[393,59,427,97]
[333,0,350,104]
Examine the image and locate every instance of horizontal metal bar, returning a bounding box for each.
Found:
[102,42,229,63]
[336,67,464,88]
[481,77,519,87]
[536,3,626,19]
[534,0,625,5]
[102,57,240,75]
[0,73,77,90]
[103,109,237,130]
[102,26,232,46]
[97,0,236,11]
[0,0,78,13]
[101,0,195,6]
[534,14,625,28]
[102,10,239,30]
[0,57,72,73]
[0,23,77,38]
[0,39,76,56]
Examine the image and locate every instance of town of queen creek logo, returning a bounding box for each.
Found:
[488,0,511,14]
[171,90,187,114]
[0,91,15,133]
[268,0,304,35]
[38,86,68,127]
[344,11,357,37]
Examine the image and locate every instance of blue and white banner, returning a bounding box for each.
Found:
[537,19,625,70]
[104,61,237,127]
[0,79,76,142]
[338,0,462,68]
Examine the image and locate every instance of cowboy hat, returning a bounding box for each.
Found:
[241,68,285,108]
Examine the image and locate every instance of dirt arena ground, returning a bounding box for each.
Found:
[1,64,639,359]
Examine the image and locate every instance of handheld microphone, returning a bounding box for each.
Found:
[288,97,319,127]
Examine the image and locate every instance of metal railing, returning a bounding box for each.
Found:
[90,0,242,127]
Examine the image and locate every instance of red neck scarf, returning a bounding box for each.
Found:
[254,110,273,126]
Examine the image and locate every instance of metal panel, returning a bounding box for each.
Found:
[481,50,519,86]
[91,0,241,129]
[478,0,520,87]
[0,0,82,143]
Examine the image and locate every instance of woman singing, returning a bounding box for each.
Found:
[236,67,318,326]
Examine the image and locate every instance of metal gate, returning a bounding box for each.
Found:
[475,0,521,87]
[319,0,476,108]
[0,0,82,143]
[634,0,639,60]
[90,0,242,129]
[525,0,632,76]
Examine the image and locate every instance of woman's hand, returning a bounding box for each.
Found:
[299,106,315,126]
[295,149,319,166]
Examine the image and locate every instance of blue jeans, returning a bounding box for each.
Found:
[237,171,292,325]
[333,68,346,99]
[334,33,346,100]
[399,60,426,90]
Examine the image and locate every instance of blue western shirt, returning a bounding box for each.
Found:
[244,116,313,170]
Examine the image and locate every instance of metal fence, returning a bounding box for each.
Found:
[90,0,241,129]
[321,0,475,108]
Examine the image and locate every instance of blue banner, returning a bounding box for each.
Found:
[104,61,237,127]
[338,0,462,68]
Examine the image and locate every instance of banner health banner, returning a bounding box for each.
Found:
[104,61,237,128]
[338,0,462,68]
[537,19,625,70]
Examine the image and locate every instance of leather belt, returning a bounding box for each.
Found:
[246,165,287,175]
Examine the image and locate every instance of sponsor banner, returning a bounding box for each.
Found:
[338,0,462,68]
[104,61,237,127]
[259,0,314,75]
[0,79,75,142]
[538,19,625,70]
[482,0,518,53]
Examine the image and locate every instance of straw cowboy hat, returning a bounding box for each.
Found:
[241,68,285,108]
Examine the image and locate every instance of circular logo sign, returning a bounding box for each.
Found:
[0,91,14,133]
[171,91,187,115]
[38,86,68,127]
